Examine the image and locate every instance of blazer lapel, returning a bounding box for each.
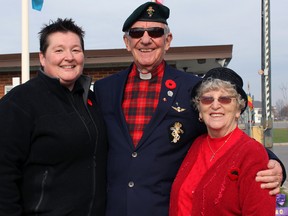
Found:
[136,65,181,148]
[115,67,135,147]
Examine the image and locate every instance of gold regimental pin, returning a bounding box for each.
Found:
[170,122,184,143]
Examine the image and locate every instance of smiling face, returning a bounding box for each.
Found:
[199,88,241,138]
[39,31,84,90]
[123,21,172,73]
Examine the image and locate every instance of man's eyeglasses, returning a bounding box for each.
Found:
[128,27,166,39]
[199,96,235,105]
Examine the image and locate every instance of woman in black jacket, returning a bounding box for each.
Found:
[0,18,107,215]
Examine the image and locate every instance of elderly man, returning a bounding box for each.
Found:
[94,2,285,216]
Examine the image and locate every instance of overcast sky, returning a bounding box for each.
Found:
[0,0,287,104]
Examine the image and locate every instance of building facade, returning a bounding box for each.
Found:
[0,45,233,98]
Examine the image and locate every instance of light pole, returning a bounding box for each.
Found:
[261,0,273,147]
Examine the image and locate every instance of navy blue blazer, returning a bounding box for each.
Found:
[94,63,206,216]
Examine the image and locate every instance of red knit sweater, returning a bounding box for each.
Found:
[170,127,276,215]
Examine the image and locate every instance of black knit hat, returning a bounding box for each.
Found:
[122,2,170,32]
[191,67,248,113]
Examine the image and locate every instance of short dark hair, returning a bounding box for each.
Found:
[38,18,85,54]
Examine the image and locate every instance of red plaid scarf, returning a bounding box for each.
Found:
[122,62,164,146]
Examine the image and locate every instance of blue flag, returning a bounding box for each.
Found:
[32,0,44,11]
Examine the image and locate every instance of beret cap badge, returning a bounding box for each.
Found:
[147,6,155,17]
[122,2,170,32]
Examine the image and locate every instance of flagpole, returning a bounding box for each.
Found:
[22,0,30,83]
[247,83,251,137]
[248,104,252,137]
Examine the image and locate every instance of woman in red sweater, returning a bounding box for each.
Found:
[170,67,276,215]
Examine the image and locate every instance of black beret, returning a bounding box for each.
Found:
[191,67,248,113]
[122,2,170,32]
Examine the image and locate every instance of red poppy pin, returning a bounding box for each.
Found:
[165,79,176,90]
[228,167,240,181]
[87,99,93,106]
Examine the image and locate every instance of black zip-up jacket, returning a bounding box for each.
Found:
[0,71,107,215]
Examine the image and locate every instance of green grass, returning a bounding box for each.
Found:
[273,128,288,143]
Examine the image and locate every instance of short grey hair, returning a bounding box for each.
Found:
[192,78,246,112]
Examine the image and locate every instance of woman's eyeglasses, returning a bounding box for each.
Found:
[128,27,165,38]
[199,96,235,105]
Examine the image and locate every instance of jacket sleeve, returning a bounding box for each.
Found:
[266,147,287,184]
[0,96,32,215]
[240,143,276,215]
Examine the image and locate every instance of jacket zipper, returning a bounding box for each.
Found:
[68,94,98,216]
[85,101,99,216]
[35,170,48,215]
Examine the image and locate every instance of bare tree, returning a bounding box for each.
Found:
[276,99,284,118]
[279,83,288,105]
[281,105,288,118]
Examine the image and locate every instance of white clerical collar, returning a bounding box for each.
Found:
[139,72,152,80]
[137,68,152,80]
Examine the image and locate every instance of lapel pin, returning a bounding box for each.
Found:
[172,102,186,112]
[172,106,186,112]
[170,122,184,144]
[167,90,173,97]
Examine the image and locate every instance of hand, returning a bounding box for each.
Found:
[255,159,283,195]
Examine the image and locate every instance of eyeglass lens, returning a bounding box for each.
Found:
[128,27,165,38]
[199,96,234,105]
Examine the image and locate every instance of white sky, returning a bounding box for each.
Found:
[0,0,287,104]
